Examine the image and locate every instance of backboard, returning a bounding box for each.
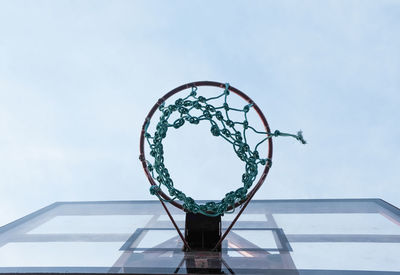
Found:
[0,199,399,274]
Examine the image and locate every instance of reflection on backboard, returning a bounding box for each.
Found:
[0,199,399,274]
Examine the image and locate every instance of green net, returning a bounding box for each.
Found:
[144,83,306,217]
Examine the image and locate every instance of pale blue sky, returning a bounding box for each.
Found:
[0,0,399,226]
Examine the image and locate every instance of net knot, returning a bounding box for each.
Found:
[178,107,188,114]
[190,86,197,96]
[194,102,202,109]
[150,185,161,195]
[158,101,165,111]
[215,111,223,120]
[221,128,231,137]
[235,187,247,200]
[203,110,212,119]
[173,118,185,129]
[175,98,183,106]
[296,130,307,144]
[224,83,230,95]
[206,104,215,112]
[273,130,281,137]
[211,125,220,136]
[189,117,199,124]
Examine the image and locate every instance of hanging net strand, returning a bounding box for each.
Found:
[144,83,306,217]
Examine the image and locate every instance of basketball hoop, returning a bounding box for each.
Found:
[139,81,305,217]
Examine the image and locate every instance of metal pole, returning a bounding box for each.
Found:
[158,197,191,251]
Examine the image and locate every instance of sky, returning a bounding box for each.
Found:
[0,0,399,227]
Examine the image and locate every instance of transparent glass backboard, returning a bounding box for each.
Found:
[0,199,399,274]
